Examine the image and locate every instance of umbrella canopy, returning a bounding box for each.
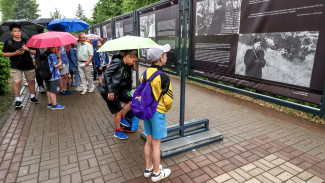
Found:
[47,18,89,32]
[0,19,44,42]
[98,35,157,52]
[25,32,77,48]
[85,34,102,40]
[32,18,54,27]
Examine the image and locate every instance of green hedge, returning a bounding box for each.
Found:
[0,44,10,95]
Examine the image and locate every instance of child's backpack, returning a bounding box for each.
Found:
[131,70,163,120]
[35,50,52,80]
[121,110,140,132]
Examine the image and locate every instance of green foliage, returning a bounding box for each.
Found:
[0,0,14,23]
[12,0,40,20]
[50,8,63,19]
[0,45,10,95]
[121,0,160,13]
[76,4,86,20]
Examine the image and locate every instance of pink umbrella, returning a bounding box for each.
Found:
[26,31,77,48]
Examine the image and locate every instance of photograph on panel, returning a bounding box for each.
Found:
[235,32,319,88]
[115,21,124,38]
[140,13,156,38]
[195,0,241,36]
[102,24,107,39]
[106,24,112,40]
[94,27,101,37]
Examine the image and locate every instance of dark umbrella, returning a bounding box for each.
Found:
[46,18,89,32]
[32,18,54,27]
[0,19,44,42]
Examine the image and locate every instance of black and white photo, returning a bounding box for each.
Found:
[115,21,124,38]
[140,14,156,38]
[195,0,241,36]
[235,32,319,88]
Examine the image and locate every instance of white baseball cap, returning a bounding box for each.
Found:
[147,44,171,62]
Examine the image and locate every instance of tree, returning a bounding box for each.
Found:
[0,0,15,23]
[121,0,160,13]
[50,8,62,19]
[76,3,86,20]
[92,0,124,24]
[12,0,40,20]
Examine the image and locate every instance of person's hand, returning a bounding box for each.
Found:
[99,66,102,71]
[22,44,29,51]
[15,49,24,55]
[108,93,114,100]
[85,62,89,67]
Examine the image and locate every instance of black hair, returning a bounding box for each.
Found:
[125,49,138,58]
[9,24,21,31]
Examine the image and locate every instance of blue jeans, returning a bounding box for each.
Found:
[74,70,80,86]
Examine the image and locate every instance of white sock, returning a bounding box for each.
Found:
[146,165,153,171]
[30,94,35,98]
[15,97,21,102]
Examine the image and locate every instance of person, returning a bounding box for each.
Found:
[45,47,65,110]
[58,46,72,95]
[99,50,139,140]
[244,37,266,79]
[76,32,94,95]
[93,40,109,84]
[32,52,46,93]
[68,43,79,87]
[208,1,226,35]
[2,24,38,109]
[142,44,173,182]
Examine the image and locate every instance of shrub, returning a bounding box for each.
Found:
[0,45,10,95]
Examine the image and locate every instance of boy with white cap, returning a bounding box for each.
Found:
[141,44,173,182]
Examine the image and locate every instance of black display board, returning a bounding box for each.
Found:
[191,0,325,104]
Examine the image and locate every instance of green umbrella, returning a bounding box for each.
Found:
[97,35,157,52]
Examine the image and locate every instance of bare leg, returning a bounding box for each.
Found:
[63,73,68,90]
[26,80,36,94]
[144,135,153,169]
[13,81,21,98]
[98,75,102,83]
[50,93,57,105]
[47,92,51,104]
[152,139,161,174]
[59,77,64,92]
[114,111,122,129]
[121,101,131,116]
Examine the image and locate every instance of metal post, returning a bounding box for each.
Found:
[99,23,103,38]
[111,18,116,39]
[179,0,189,137]
[91,26,94,34]
[319,82,325,117]
[177,0,182,76]
[187,0,193,77]
[133,10,140,86]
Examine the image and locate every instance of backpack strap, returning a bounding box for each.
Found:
[143,70,163,82]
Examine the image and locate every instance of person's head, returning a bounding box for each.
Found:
[9,24,22,39]
[71,42,77,48]
[253,37,262,50]
[147,44,171,66]
[216,1,223,9]
[123,50,138,66]
[78,32,86,44]
[97,40,102,48]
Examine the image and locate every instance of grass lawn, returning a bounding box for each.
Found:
[0,81,14,128]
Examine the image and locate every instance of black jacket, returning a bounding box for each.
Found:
[244,48,266,79]
[99,55,132,95]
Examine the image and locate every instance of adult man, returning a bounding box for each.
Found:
[208,1,226,35]
[2,24,38,109]
[244,37,266,79]
[75,32,94,95]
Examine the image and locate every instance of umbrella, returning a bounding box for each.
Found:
[32,18,54,27]
[25,32,77,48]
[86,34,102,40]
[0,19,44,42]
[98,35,157,52]
[47,18,89,32]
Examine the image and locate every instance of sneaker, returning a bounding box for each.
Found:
[64,90,73,95]
[59,91,66,95]
[51,104,65,110]
[120,118,131,127]
[30,97,39,104]
[114,130,128,139]
[151,167,171,182]
[88,86,95,93]
[47,104,53,109]
[144,165,162,178]
[39,86,46,93]
[81,90,87,95]
[14,101,22,109]
[74,86,83,92]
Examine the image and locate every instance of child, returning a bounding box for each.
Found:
[94,40,109,84]
[46,47,65,110]
[68,43,79,87]
[99,49,138,139]
[142,44,173,182]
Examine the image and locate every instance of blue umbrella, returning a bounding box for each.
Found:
[47,18,89,32]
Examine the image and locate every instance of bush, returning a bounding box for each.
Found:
[0,45,10,95]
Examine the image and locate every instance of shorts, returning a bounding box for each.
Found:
[97,66,106,75]
[10,69,35,82]
[45,80,60,93]
[100,90,132,114]
[60,63,69,75]
[144,111,167,139]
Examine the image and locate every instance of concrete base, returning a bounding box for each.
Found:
[141,130,223,158]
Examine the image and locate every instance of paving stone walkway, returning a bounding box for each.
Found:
[0,66,325,183]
